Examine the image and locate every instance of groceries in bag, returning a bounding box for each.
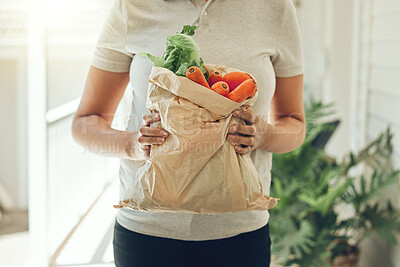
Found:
[113,25,279,214]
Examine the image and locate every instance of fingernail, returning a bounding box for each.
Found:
[233,110,239,116]
[230,125,237,132]
[155,113,160,118]
[162,131,168,136]
[227,135,233,140]
[157,137,164,142]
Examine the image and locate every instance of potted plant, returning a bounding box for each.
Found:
[269,96,400,266]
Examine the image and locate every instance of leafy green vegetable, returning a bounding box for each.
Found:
[175,58,208,80]
[138,52,164,67]
[179,25,198,36]
[139,25,207,78]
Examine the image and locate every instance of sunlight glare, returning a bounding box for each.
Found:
[46,0,70,17]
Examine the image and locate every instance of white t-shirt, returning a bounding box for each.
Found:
[91,0,304,241]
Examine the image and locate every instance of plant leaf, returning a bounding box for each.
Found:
[138,52,165,67]
[179,25,199,36]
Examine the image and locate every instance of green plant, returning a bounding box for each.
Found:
[270,95,400,266]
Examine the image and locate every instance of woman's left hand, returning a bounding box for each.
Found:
[226,105,269,155]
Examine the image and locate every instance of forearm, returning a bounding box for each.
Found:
[258,116,306,153]
[71,114,145,160]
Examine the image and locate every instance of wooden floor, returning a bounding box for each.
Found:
[0,210,30,266]
[0,210,28,236]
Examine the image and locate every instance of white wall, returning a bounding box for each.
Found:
[47,47,94,110]
[0,48,28,209]
[323,0,356,161]
[296,0,356,161]
[295,0,326,100]
[358,0,400,266]
[364,0,400,168]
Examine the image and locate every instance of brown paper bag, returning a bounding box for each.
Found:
[114,63,279,214]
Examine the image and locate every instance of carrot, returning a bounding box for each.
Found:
[249,85,258,98]
[186,66,210,88]
[227,79,257,103]
[208,71,223,87]
[223,72,252,92]
[211,81,230,96]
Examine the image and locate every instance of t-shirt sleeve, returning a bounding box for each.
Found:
[271,0,304,78]
[90,0,133,73]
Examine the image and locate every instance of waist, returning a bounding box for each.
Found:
[116,208,270,241]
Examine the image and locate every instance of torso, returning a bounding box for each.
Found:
[116,0,295,241]
[124,0,285,130]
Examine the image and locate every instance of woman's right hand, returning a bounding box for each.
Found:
[138,112,169,160]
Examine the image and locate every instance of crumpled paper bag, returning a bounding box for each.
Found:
[114,63,279,214]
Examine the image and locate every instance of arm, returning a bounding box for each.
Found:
[71,66,168,161]
[71,66,139,160]
[264,74,306,153]
[226,74,306,154]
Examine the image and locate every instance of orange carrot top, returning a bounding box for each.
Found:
[223,72,252,92]
[186,66,210,88]
[211,81,230,96]
[208,71,223,87]
[227,79,257,103]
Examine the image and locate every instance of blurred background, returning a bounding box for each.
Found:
[0,0,399,266]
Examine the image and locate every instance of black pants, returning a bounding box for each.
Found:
[113,220,271,267]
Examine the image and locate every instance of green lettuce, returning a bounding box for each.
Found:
[139,25,208,80]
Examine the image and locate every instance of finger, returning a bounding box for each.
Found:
[137,136,166,145]
[145,149,150,160]
[139,144,151,160]
[139,126,169,137]
[226,134,255,146]
[228,124,256,136]
[234,145,251,155]
[139,145,150,152]
[142,112,160,126]
[233,108,257,124]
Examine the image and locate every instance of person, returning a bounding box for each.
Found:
[71,0,305,266]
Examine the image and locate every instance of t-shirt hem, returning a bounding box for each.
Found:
[116,209,270,241]
[90,57,131,73]
[274,66,304,78]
